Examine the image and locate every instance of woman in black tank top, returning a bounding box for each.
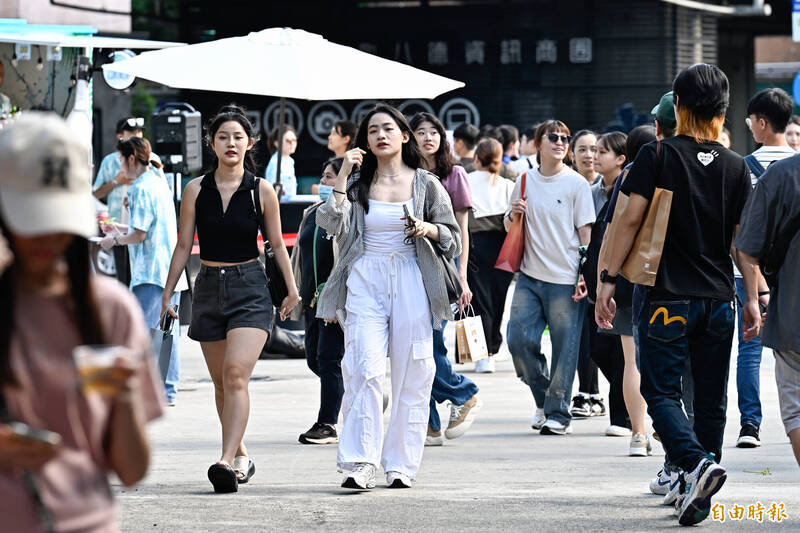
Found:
[161,105,300,493]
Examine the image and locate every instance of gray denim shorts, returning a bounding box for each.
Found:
[774,349,800,435]
[188,261,273,342]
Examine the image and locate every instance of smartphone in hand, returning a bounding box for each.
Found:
[8,421,63,447]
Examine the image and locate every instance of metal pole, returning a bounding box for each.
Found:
[274,97,286,198]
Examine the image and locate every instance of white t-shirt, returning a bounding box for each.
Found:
[748,145,796,185]
[467,170,515,218]
[505,167,595,284]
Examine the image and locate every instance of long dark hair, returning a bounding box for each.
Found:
[409,112,455,180]
[349,104,423,213]
[205,104,258,174]
[0,217,105,385]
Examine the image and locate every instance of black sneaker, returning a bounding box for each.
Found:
[735,423,761,448]
[299,422,338,444]
[590,397,606,417]
[570,395,592,418]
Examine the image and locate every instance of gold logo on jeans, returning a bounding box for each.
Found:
[649,307,687,326]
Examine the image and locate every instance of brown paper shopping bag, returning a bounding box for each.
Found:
[602,141,672,286]
[455,307,489,364]
[603,187,672,286]
[620,187,672,285]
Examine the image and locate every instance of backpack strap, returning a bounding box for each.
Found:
[744,154,766,179]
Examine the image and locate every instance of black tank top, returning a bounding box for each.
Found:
[195,170,260,262]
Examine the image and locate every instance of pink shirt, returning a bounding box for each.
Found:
[1,276,164,533]
[439,165,473,212]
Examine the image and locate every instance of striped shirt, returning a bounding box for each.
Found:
[315,168,462,329]
[748,145,796,185]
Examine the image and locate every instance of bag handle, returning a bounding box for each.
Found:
[456,303,476,320]
[251,176,273,252]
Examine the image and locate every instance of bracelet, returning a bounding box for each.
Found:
[758,291,770,296]
[113,235,120,246]
[333,189,346,196]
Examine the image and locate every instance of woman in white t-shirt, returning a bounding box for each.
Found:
[467,138,515,374]
[504,120,595,435]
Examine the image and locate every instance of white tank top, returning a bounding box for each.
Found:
[363,199,416,255]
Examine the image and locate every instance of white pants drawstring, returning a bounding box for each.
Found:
[338,251,434,479]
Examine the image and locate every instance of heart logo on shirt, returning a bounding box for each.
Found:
[697,152,714,166]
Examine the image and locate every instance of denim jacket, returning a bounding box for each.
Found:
[314,168,461,329]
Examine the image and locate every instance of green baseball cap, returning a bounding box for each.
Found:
[651,91,677,128]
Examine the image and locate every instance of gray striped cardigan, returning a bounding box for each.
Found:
[314,168,461,330]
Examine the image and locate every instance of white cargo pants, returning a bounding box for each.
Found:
[338,251,435,478]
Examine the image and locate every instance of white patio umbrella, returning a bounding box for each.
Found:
[103,27,465,187]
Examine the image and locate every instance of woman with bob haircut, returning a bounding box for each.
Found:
[596,64,752,526]
[315,104,460,490]
[505,119,595,436]
[409,111,481,445]
[161,104,301,493]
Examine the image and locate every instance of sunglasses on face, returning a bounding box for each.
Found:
[125,117,145,128]
[546,133,571,144]
[745,117,753,129]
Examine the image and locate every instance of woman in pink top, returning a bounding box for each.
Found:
[0,113,163,532]
[410,112,482,445]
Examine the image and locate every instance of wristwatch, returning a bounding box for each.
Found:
[113,235,120,246]
[600,269,618,284]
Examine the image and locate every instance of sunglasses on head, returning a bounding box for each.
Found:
[125,117,145,128]
[546,133,571,144]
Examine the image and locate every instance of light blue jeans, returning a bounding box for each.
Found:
[734,277,763,427]
[133,283,181,403]
[506,274,586,425]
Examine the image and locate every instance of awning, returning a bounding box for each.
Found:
[0,32,185,49]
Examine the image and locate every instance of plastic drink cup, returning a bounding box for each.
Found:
[73,345,134,395]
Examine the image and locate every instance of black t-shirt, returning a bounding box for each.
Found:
[297,207,335,302]
[620,135,751,300]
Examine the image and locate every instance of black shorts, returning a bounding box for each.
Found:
[188,261,273,342]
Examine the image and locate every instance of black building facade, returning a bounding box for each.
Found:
[131,0,791,177]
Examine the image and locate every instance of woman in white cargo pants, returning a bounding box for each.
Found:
[315,104,461,490]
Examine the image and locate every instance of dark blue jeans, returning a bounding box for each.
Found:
[638,293,734,471]
[734,277,763,427]
[429,321,480,431]
[506,274,586,425]
[304,305,345,425]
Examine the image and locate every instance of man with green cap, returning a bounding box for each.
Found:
[652,91,677,140]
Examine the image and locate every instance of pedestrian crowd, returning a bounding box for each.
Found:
[1,62,799,530]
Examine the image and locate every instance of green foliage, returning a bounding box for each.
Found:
[131,85,157,132]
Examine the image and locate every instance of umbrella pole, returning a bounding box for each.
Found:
[274,97,286,197]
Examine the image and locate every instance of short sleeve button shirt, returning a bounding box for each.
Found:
[127,169,178,289]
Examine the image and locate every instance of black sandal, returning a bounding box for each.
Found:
[207,462,238,493]
[233,456,256,484]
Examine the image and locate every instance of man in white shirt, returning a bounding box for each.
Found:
[510,125,539,174]
[733,88,797,449]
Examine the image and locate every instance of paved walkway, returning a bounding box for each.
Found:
[118,302,799,531]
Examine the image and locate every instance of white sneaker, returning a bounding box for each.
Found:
[341,462,376,490]
[474,356,495,373]
[663,471,684,506]
[530,408,546,430]
[676,457,727,526]
[649,467,676,496]
[386,470,412,488]
[629,433,652,456]
[605,425,632,437]
[540,418,573,435]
